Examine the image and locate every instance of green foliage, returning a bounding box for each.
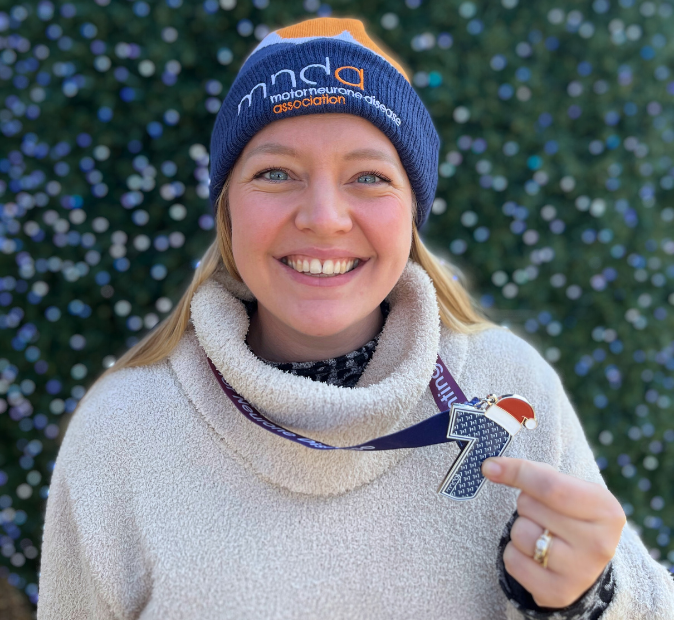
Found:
[1,0,673,608]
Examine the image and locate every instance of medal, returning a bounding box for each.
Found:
[438,394,537,500]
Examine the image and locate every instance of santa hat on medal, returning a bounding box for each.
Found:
[484,395,538,437]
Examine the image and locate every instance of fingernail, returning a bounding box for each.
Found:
[483,459,502,477]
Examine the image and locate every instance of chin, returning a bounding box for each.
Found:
[284,310,362,339]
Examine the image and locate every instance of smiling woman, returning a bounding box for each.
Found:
[227,114,420,363]
[37,16,674,620]
[107,113,492,370]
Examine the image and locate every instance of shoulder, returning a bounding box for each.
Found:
[73,359,179,426]
[441,323,561,394]
[56,359,184,473]
[470,324,559,382]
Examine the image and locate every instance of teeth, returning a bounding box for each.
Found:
[283,256,360,277]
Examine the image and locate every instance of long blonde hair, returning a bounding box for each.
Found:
[110,173,495,373]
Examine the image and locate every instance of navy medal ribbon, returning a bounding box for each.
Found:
[206,354,537,500]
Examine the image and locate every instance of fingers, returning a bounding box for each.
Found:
[509,515,574,574]
[516,492,594,543]
[502,542,585,609]
[505,514,613,608]
[516,491,625,561]
[513,495,620,582]
[482,457,612,520]
[489,457,627,609]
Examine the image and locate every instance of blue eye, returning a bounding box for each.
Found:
[358,173,383,184]
[256,168,289,181]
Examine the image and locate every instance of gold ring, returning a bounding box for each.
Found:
[533,528,553,569]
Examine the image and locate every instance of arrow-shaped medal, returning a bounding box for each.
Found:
[438,394,538,501]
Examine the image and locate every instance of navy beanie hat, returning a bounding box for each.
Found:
[209,17,440,228]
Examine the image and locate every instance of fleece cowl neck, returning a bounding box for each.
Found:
[174,260,465,496]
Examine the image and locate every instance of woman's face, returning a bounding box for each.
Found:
[228,113,414,340]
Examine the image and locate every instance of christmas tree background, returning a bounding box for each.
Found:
[1,0,673,613]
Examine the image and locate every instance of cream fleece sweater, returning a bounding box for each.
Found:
[37,262,674,619]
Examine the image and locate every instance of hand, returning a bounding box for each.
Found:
[482,457,626,609]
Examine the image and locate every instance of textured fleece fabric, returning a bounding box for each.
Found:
[37,261,674,619]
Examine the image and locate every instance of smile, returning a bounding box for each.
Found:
[280,255,361,277]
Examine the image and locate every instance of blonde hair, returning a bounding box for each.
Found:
[110,173,495,373]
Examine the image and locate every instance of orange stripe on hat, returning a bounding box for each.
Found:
[276,17,410,83]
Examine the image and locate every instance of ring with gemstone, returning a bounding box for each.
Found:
[533,528,553,569]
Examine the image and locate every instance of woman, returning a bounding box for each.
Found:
[37,17,673,619]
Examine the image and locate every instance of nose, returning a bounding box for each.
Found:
[294,175,353,236]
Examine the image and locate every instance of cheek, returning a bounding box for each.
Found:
[229,193,287,275]
[357,199,412,267]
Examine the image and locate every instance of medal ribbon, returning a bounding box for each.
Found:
[206,354,470,451]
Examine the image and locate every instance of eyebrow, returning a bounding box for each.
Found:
[342,148,399,167]
[242,143,298,163]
